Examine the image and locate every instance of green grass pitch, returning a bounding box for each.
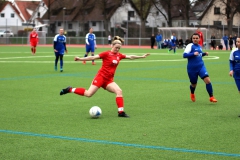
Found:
[0,45,240,160]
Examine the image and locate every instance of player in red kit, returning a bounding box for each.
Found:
[29,28,38,55]
[196,28,204,47]
[59,36,150,117]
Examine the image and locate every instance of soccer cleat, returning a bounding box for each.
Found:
[118,111,130,118]
[55,66,57,71]
[190,93,195,102]
[92,62,96,65]
[60,68,63,72]
[60,86,72,95]
[209,97,217,103]
[82,61,86,64]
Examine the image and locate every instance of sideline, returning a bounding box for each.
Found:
[0,129,239,158]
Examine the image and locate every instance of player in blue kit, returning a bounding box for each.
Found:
[83,28,97,65]
[168,32,177,54]
[183,33,217,103]
[53,28,68,72]
[229,37,240,117]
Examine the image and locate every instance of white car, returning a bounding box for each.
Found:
[0,30,14,37]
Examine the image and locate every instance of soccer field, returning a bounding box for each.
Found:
[0,45,240,160]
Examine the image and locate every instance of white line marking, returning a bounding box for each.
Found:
[0,56,219,63]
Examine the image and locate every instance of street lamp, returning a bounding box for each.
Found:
[63,7,66,29]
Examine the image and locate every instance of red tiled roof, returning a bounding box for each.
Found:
[0,1,24,21]
[42,0,122,22]
[15,1,40,21]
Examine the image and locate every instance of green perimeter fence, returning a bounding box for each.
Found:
[0,37,151,46]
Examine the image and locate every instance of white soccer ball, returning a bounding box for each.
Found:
[89,106,102,118]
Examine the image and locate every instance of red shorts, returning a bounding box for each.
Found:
[92,74,113,89]
[30,42,37,47]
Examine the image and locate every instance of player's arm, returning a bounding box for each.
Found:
[74,55,100,61]
[37,34,39,43]
[53,35,58,52]
[63,42,67,53]
[229,51,234,77]
[94,34,97,49]
[183,44,195,58]
[125,53,150,60]
[202,52,208,56]
[85,33,89,45]
[29,33,32,43]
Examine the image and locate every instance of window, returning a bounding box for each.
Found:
[1,13,5,17]
[213,21,221,25]
[162,23,166,27]
[214,7,220,14]
[92,22,96,26]
[156,11,159,16]
[11,13,14,18]
[128,11,134,20]
[128,11,134,17]
[68,23,72,29]
[58,22,61,26]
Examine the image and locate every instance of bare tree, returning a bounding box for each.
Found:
[129,0,153,37]
[152,0,206,27]
[151,0,173,27]
[214,0,240,35]
[95,0,123,37]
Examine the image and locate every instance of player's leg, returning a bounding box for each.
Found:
[188,71,198,102]
[30,43,34,55]
[71,85,99,97]
[59,54,63,72]
[83,45,90,64]
[168,47,172,52]
[33,43,37,54]
[233,79,240,117]
[200,67,217,102]
[55,52,59,71]
[60,75,102,96]
[91,46,95,65]
[173,46,176,54]
[106,82,129,117]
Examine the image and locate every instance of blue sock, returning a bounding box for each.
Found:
[174,48,176,53]
[190,85,195,94]
[60,60,63,69]
[169,48,172,51]
[206,83,213,97]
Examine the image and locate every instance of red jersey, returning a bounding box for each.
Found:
[30,32,38,43]
[97,51,126,79]
[196,31,204,47]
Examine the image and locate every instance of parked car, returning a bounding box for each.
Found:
[0,30,14,37]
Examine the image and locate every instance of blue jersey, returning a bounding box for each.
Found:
[229,48,240,79]
[53,34,66,54]
[156,34,162,42]
[85,33,96,46]
[183,43,207,71]
[171,35,177,46]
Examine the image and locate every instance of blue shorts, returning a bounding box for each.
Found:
[55,49,65,56]
[234,78,240,91]
[86,44,95,53]
[187,66,209,84]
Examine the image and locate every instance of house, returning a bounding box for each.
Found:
[0,1,23,34]
[0,0,49,34]
[193,0,240,33]
[41,0,122,36]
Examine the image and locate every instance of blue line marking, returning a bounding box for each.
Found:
[0,129,240,157]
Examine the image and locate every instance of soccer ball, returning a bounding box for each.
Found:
[89,106,102,118]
